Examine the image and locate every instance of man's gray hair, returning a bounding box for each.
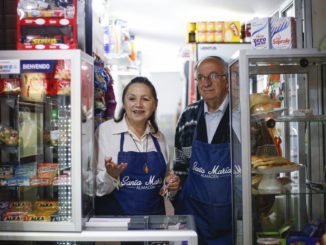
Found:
[195,56,228,76]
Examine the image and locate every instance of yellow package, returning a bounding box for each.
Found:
[224,21,241,42]
[27,211,52,222]
[34,201,59,212]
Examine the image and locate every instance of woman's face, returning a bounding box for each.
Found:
[123,83,157,127]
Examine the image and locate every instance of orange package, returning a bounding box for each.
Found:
[37,163,59,179]
[35,201,59,213]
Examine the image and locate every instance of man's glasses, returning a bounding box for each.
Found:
[195,72,226,83]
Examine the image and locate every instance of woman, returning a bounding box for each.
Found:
[95,76,179,215]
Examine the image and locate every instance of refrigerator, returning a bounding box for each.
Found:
[229,49,326,244]
[0,50,94,232]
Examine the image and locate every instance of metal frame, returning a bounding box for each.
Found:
[0,229,198,244]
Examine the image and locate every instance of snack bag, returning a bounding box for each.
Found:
[21,73,47,102]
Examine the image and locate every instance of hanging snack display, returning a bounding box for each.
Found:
[94,56,116,128]
[16,0,77,50]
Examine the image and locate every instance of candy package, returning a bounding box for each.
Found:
[0,79,21,94]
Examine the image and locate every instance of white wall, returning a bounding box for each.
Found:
[150,72,184,151]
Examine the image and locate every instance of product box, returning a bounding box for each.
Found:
[270,17,296,49]
[251,17,271,49]
[224,21,241,42]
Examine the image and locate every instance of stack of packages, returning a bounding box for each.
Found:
[251,17,296,49]
[94,56,116,129]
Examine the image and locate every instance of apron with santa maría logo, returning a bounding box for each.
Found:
[111,133,166,215]
[178,102,232,245]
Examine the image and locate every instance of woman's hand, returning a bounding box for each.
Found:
[165,171,181,192]
[105,156,128,179]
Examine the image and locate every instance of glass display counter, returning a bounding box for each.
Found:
[0,215,198,244]
[229,49,326,244]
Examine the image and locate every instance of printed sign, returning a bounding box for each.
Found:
[0,60,20,74]
[21,60,55,73]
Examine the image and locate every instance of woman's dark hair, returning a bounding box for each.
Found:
[114,76,159,133]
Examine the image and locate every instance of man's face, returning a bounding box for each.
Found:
[196,59,228,104]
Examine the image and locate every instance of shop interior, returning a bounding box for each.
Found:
[0,0,325,244]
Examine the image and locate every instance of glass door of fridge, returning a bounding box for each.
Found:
[229,49,326,244]
[0,50,94,232]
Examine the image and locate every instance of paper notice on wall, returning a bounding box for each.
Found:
[0,60,20,74]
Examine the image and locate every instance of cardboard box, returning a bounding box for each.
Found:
[270,17,296,49]
[251,17,271,49]
[224,21,241,42]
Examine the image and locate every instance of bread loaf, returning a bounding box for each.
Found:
[250,103,273,114]
[250,93,271,108]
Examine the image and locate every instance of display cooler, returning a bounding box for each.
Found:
[0,50,94,232]
[229,49,326,244]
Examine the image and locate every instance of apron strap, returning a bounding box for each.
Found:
[120,132,163,155]
[150,134,161,152]
[120,133,125,152]
[193,100,204,143]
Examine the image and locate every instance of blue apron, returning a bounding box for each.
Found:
[111,133,166,215]
[178,103,232,245]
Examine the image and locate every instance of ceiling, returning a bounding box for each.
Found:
[107,0,289,72]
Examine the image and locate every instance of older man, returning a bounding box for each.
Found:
[173,56,232,245]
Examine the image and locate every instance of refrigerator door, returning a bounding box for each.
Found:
[0,50,94,231]
[229,49,326,244]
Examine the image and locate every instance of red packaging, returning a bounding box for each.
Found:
[30,177,52,186]
[8,201,32,212]
[2,211,28,221]
[0,79,21,94]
